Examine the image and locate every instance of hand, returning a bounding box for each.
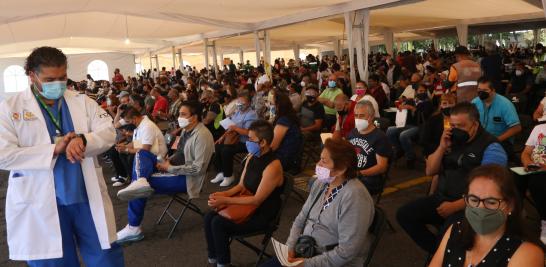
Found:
[66,134,86,163]
[287,250,305,265]
[228,124,238,132]
[214,136,225,145]
[156,161,171,172]
[115,143,127,152]
[209,192,228,198]
[53,133,74,156]
[208,195,228,209]
[436,201,458,218]
[439,127,452,150]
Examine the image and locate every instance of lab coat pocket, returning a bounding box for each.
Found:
[8,176,34,204]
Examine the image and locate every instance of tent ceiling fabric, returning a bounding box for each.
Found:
[0,0,543,58]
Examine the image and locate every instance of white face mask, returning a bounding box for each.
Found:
[151,95,156,100]
[355,119,369,132]
[515,70,523,76]
[178,117,190,128]
[119,118,127,126]
[300,81,306,87]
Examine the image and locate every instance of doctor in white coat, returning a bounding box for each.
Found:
[0,47,124,266]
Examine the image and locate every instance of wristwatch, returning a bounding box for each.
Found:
[76,134,87,147]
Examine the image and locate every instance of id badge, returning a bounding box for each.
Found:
[54,135,64,144]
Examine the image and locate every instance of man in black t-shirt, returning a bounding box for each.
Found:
[200,90,224,140]
[347,100,392,195]
[300,85,325,136]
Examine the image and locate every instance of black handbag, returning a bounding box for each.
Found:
[294,185,329,258]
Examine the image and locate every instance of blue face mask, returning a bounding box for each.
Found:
[328,80,337,88]
[269,105,276,116]
[245,140,261,157]
[36,78,67,100]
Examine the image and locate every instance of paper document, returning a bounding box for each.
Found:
[384,107,398,113]
[320,133,333,144]
[219,118,235,130]
[510,167,546,176]
[395,109,408,128]
[271,238,303,267]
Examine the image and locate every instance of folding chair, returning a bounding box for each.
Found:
[230,174,294,267]
[363,206,387,267]
[155,158,213,239]
[371,157,396,232]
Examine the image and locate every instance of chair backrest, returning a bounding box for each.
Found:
[269,173,294,230]
[363,206,387,267]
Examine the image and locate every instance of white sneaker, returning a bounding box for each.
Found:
[220,176,234,187]
[117,178,154,201]
[540,221,546,245]
[111,176,127,183]
[116,224,144,244]
[210,172,224,183]
[112,181,126,187]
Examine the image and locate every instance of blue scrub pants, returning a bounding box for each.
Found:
[128,150,187,227]
[27,202,124,267]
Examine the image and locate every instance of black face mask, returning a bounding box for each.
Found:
[417,93,428,100]
[451,127,470,145]
[411,83,419,90]
[441,107,451,116]
[337,110,347,116]
[478,91,490,100]
[306,96,316,103]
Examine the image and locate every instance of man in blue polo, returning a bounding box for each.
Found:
[471,76,521,162]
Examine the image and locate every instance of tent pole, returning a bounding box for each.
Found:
[204,38,209,74]
[178,49,183,70]
[344,11,357,90]
[254,31,261,67]
[456,24,469,47]
[239,49,244,66]
[384,30,394,56]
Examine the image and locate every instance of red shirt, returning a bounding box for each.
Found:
[332,101,356,138]
[152,95,169,117]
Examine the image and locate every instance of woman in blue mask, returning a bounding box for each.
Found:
[429,164,544,267]
[205,120,284,267]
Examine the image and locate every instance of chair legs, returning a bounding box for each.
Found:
[156,195,203,239]
[230,233,273,267]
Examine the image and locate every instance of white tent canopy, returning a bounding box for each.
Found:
[0,0,544,60]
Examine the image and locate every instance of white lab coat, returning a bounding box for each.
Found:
[0,89,117,260]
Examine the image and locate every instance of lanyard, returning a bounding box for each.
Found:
[33,88,63,134]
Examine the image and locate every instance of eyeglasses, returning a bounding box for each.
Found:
[464,194,504,210]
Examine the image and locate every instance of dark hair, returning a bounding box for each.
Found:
[121,106,143,120]
[248,120,274,144]
[450,102,480,123]
[368,74,380,82]
[323,138,358,179]
[129,94,145,108]
[272,90,299,126]
[237,89,252,103]
[459,164,528,250]
[180,100,203,121]
[25,46,67,75]
[477,76,496,91]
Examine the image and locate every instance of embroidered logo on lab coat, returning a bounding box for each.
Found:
[23,110,37,121]
[11,112,20,121]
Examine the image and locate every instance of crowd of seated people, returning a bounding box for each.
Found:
[73,43,546,266]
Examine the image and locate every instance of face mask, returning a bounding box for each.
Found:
[451,127,470,145]
[236,102,245,112]
[306,96,316,103]
[269,105,276,116]
[411,83,419,90]
[465,206,507,235]
[337,110,347,116]
[300,81,306,87]
[441,107,451,116]
[315,165,335,184]
[356,89,366,96]
[328,81,337,88]
[119,118,127,126]
[178,117,190,128]
[151,95,156,100]
[36,79,67,100]
[107,98,112,106]
[478,91,490,100]
[245,141,261,157]
[355,118,369,132]
[417,93,428,100]
[515,70,523,76]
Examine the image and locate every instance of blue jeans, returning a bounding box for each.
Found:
[28,202,124,267]
[386,126,419,160]
[128,150,187,226]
